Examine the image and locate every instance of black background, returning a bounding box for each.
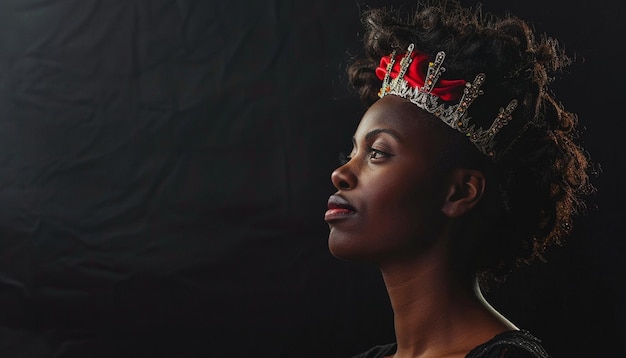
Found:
[0,0,623,357]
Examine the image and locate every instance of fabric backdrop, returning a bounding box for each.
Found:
[0,0,623,357]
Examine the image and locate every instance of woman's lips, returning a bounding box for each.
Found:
[325,194,356,221]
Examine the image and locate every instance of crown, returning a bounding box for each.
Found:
[377,43,518,160]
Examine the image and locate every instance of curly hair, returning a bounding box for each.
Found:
[347,0,595,283]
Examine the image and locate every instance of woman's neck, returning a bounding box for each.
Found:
[379,246,515,357]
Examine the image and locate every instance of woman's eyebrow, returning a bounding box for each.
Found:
[365,128,404,142]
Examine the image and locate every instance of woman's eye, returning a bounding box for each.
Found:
[369,148,392,160]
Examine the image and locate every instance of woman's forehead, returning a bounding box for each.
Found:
[356,95,443,139]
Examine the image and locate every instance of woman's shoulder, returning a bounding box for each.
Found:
[466,329,551,358]
[350,343,397,358]
[350,330,549,358]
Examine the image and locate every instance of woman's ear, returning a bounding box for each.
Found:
[441,169,486,218]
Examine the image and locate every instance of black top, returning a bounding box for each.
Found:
[352,330,550,358]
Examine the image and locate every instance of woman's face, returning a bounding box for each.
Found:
[325,95,451,264]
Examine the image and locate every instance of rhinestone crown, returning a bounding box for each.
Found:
[378,43,518,159]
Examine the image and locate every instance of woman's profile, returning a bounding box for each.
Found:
[324,1,594,357]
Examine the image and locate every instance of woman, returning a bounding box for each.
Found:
[324,1,594,357]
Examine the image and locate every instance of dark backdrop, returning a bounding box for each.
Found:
[0,1,623,357]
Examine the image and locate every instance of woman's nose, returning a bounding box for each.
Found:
[331,164,357,190]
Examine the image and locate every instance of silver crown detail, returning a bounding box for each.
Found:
[378,43,518,159]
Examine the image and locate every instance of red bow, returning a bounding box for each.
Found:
[375,51,466,102]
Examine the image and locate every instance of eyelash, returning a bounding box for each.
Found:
[369,148,391,160]
[338,152,351,165]
[338,148,392,165]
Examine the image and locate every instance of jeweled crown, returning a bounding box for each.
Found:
[377,43,518,160]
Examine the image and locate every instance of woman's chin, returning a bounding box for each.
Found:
[328,233,359,260]
[327,232,374,262]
